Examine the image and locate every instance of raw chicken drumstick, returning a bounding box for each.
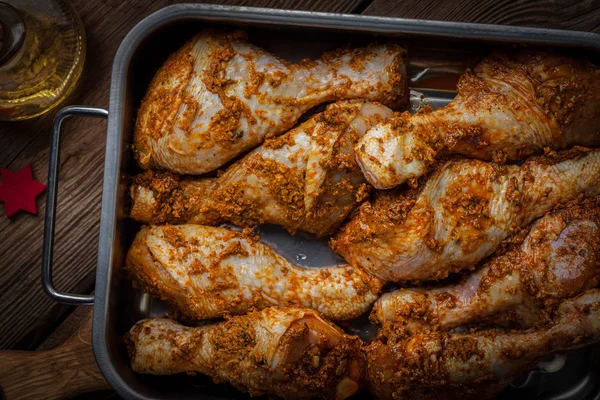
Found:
[372,196,600,336]
[134,30,407,174]
[356,50,600,189]
[126,307,363,400]
[125,224,382,321]
[332,148,600,282]
[366,289,600,400]
[131,100,394,236]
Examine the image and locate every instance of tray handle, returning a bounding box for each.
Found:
[42,106,108,305]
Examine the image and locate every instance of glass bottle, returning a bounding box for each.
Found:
[0,0,85,121]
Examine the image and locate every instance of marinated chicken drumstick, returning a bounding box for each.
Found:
[356,50,600,189]
[332,148,600,282]
[131,100,393,236]
[126,307,363,400]
[134,30,407,174]
[372,196,600,336]
[366,289,600,400]
[126,224,382,321]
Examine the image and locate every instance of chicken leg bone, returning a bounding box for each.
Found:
[332,148,600,282]
[131,100,393,237]
[366,289,600,400]
[126,224,383,321]
[135,30,407,174]
[372,196,600,336]
[127,307,363,400]
[356,50,600,189]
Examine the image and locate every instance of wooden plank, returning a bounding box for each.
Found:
[0,0,366,351]
[363,0,600,33]
[0,308,111,400]
[36,305,94,352]
[36,309,120,400]
[35,308,119,399]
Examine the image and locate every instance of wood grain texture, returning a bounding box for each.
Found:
[36,307,118,399]
[364,0,600,33]
[37,304,94,352]
[0,309,111,400]
[0,0,365,351]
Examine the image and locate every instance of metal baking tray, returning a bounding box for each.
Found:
[40,4,600,400]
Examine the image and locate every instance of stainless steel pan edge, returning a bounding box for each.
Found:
[91,4,600,399]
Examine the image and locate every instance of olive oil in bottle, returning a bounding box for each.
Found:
[0,0,85,121]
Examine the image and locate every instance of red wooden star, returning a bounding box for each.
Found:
[0,164,46,218]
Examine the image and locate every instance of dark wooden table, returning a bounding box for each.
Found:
[0,0,598,398]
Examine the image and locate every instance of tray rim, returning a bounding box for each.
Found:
[93,4,600,399]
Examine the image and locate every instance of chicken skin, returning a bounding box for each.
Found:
[134,30,407,174]
[131,100,393,236]
[332,148,600,282]
[372,196,600,336]
[126,307,363,400]
[366,289,600,400]
[355,50,600,189]
[125,224,382,321]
